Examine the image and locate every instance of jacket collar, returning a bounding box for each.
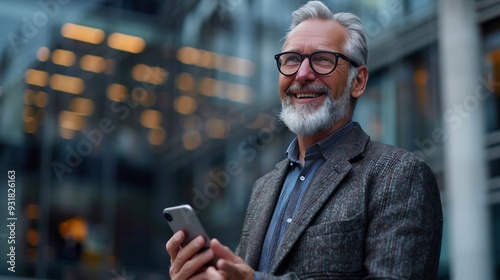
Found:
[243,122,370,270]
[271,122,370,272]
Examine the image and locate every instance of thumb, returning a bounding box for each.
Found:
[215,255,254,280]
[216,258,237,275]
[210,238,240,263]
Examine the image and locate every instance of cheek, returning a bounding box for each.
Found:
[320,76,343,98]
[279,76,293,98]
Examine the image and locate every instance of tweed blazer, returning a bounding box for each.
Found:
[236,123,443,279]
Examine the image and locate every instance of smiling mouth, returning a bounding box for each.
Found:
[294,93,325,99]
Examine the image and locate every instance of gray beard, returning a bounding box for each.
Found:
[279,81,352,137]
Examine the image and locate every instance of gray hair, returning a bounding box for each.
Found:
[286,1,368,66]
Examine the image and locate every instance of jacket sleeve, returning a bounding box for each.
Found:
[363,151,443,279]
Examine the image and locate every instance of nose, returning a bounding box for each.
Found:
[294,58,316,83]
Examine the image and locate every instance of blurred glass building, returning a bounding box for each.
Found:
[0,0,498,279]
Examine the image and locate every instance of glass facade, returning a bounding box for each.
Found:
[483,15,500,279]
[0,0,499,279]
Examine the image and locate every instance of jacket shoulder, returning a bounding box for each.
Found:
[364,140,432,169]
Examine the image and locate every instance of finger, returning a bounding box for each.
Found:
[203,266,223,280]
[166,231,185,261]
[211,239,241,263]
[215,258,244,279]
[175,235,206,264]
[188,267,221,280]
[216,258,233,274]
[175,248,215,280]
[216,258,254,280]
[171,235,210,276]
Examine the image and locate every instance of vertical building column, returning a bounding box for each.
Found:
[438,0,494,279]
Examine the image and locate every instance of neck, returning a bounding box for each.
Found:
[296,118,350,165]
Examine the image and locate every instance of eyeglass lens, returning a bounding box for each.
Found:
[278,52,337,75]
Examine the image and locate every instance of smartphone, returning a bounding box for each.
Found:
[163,204,211,249]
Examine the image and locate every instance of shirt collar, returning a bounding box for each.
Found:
[286,121,354,164]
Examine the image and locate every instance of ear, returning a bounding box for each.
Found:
[350,66,369,99]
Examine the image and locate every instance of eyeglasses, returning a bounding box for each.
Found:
[274,51,360,76]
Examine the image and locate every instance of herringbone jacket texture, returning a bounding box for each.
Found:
[236,123,443,279]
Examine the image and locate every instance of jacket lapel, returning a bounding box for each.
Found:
[245,159,290,269]
[270,123,370,273]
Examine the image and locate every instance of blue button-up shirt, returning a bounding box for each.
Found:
[256,121,354,275]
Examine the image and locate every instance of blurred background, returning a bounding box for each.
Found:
[0,0,498,279]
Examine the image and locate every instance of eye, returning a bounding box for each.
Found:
[281,54,301,65]
[312,54,335,65]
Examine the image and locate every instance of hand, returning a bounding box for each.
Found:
[203,239,254,280]
[166,231,215,280]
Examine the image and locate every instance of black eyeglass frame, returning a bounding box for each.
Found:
[274,51,360,76]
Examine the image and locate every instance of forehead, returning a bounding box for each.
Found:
[283,19,347,52]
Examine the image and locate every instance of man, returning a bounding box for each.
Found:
[166,1,443,279]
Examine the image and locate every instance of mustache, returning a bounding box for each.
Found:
[285,83,330,96]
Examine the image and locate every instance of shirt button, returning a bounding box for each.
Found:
[287,218,292,223]
[299,176,305,181]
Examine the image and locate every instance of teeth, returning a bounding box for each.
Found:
[295,93,321,98]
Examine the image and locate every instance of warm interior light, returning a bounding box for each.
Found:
[107,32,145,53]
[222,56,255,76]
[174,95,197,115]
[107,84,128,102]
[80,55,106,73]
[51,49,76,67]
[24,107,37,134]
[205,118,228,139]
[148,127,166,145]
[225,83,254,104]
[488,50,500,93]
[25,120,37,134]
[414,68,428,87]
[27,229,39,246]
[24,106,35,122]
[178,46,254,76]
[58,110,85,130]
[50,74,84,94]
[61,23,105,44]
[24,89,34,105]
[176,73,194,91]
[199,78,221,96]
[131,64,167,85]
[198,79,253,104]
[140,109,162,129]
[70,97,94,116]
[26,204,39,220]
[36,46,50,62]
[59,217,88,242]
[177,47,200,65]
[198,50,220,69]
[177,47,222,69]
[25,69,48,87]
[34,91,48,108]
[59,127,75,139]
